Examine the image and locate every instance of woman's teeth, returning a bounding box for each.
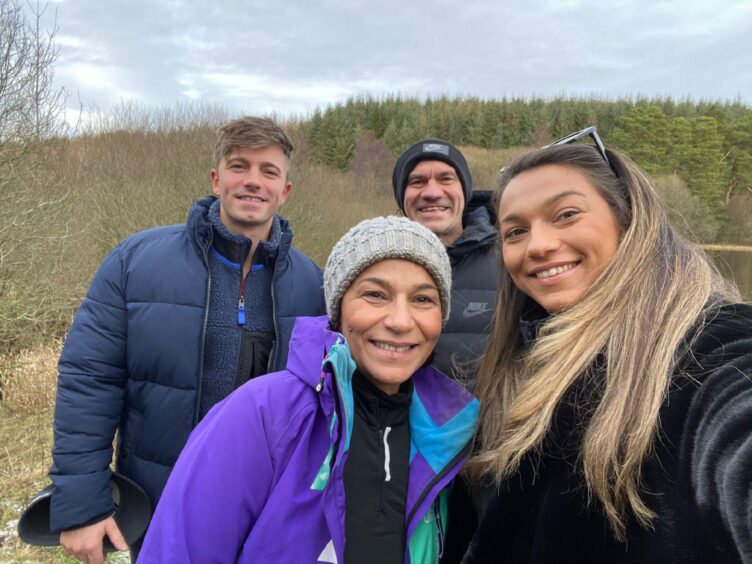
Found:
[536,263,576,279]
[375,342,411,352]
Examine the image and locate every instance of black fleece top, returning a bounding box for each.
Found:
[443,302,752,563]
[344,370,412,564]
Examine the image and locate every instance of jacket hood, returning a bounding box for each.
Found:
[449,190,498,257]
[284,316,343,389]
[186,196,215,253]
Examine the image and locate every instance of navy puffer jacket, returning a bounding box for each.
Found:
[49,196,325,532]
[434,190,499,390]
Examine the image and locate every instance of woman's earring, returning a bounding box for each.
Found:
[348,327,353,333]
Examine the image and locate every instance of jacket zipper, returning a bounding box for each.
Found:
[192,224,213,427]
[377,409,384,511]
[405,441,472,530]
[237,264,250,326]
[267,253,281,371]
[434,499,444,558]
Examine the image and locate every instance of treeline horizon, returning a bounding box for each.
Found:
[2,95,752,356]
[305,93,752,244]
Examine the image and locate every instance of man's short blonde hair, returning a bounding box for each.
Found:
[213,116,294,174]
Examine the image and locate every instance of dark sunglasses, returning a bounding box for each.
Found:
[547,125,620,177]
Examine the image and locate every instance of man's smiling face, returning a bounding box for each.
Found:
[210,145,291,238]
[402,160,465,246]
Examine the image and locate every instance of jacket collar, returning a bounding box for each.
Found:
[447,190,498,257]
[519,299,551,347]
[208,199,281,267]
[284,316,480,473]
[186,195,293,265]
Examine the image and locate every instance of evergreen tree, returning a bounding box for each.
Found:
[684,116,726,219]
[726,115,752,200]
[611,106,671,174]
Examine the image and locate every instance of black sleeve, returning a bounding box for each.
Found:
[442,475,479,564]
[689,307,752,562]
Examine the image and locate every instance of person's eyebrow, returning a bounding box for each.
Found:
[357,278,438,293]
[545,190,586,207]
[358,277,390,289]
[499,190,587,224]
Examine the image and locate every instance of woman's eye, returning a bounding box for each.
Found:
[557,209,580,221]
[363,291,384,300]
[415,295,437,305]
[503,227,525,241]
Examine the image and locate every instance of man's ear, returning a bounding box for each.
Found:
[210,168,220,195]
[280,182,293,204]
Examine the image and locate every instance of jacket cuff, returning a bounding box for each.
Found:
[49,469,114,533]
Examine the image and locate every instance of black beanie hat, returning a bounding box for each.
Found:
[392,138,472,211]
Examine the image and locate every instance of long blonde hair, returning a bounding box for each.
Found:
[468,144,739,539]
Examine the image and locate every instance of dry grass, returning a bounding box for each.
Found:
[0,342,61,415]
[0,114,749,561]
[458,144,532,189]
[0,343,131,562]
[0,342,72,561]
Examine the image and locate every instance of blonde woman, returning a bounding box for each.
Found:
[443,128,752,563]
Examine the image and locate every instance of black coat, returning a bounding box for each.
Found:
[444,302,752,563]
[434,191,499,389]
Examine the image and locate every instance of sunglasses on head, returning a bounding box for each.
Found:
[547,126,620,177]
[500,125,620,178]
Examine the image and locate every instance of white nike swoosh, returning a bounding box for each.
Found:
[463,306,492,318]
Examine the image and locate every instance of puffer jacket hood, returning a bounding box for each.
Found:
[448,190,497,259]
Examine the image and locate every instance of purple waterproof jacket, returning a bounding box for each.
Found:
[138,316,479,563]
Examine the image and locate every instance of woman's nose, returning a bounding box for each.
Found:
[383,300,415,332]
[526,224,560,257]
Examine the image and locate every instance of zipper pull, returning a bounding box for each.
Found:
[316,346,330,392]
[238,296,246,325]
[435,500,445,558]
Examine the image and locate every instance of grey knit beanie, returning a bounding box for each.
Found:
[324,216,452,329]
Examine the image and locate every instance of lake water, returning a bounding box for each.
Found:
[710,250,752,301]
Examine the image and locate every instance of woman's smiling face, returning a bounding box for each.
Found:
[339,259,442,394]
[499,164,622,313]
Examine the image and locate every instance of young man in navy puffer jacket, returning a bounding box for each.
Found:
[50,116,325,564]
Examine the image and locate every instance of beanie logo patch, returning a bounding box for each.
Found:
[422,143,449,155]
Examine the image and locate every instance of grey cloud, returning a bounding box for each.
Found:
[35,0,752,118]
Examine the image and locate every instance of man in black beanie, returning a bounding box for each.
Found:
[392,139,499,390]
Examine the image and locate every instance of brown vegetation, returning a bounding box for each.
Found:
[0,107,749,561]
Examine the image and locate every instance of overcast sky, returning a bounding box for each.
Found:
[35,0,752,123]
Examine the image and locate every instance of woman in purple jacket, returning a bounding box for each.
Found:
[138,216,480,564]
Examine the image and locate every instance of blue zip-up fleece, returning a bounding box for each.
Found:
[49,196,326,532]
[200,199,279,417]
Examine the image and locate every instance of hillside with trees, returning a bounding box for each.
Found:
[307,96,752,243]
